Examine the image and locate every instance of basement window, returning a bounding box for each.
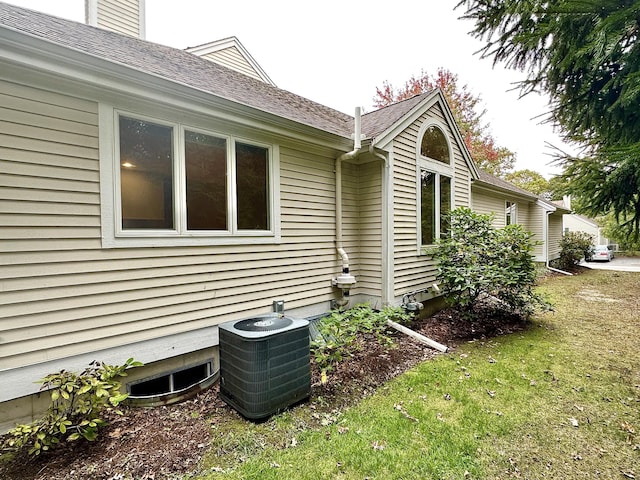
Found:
[128,362,213,397]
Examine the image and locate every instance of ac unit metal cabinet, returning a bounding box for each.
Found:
[218,315,310,420]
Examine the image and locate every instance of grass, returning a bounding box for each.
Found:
[195,269,640,479]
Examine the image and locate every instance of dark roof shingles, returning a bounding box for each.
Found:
[0,2,353,138]
[361,94,430,139]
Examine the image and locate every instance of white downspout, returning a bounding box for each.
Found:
[333,108,362,305]
[369,143,393,305]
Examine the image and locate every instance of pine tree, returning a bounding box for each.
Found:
[458,0,640,238]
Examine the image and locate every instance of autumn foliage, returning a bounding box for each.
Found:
[373,68,515,176]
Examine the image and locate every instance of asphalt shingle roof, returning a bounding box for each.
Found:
[476,169,538,198]
[0,2,355,138]
[361,94,431,139]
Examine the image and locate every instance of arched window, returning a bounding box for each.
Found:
[420,125,450,164]
[417,122,453,249]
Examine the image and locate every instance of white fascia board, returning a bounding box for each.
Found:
[372,89,480,179]
[371,90,439,149]
[0,27,350,152]
[472,182,536,202]
[536,198,557,212]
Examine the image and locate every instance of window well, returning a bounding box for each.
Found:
[127,361,217,406]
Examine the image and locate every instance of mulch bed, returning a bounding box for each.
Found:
[0,307,529,480]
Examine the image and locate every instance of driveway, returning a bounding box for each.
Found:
[580,256,640,272]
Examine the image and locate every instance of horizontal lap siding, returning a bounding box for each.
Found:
[548,214,563,260]
[474,190,546,259]
[356,161,382,297]
[0,80,340,370]
[527,205,545,259]
[472,189,507,227]
[199,47,264,82]
[392,105,472,296]
[97,0,141,38]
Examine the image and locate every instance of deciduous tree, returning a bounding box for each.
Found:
[504,169,550,197]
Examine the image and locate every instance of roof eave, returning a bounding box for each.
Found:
[0,25,352,151]
[472,180,537,202]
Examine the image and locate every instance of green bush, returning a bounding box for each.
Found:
[2,358,142,456]
[554,230,594,270]
[311,304,410,381]
[435,207,550,318]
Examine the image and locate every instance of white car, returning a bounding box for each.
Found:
[586,245,614,262]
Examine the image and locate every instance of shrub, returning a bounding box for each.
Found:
[435,207,550,318]
[2,358,142,456]
[311,304,410,381]
[554,231,594,270]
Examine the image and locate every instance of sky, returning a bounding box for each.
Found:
[6,0,574,177]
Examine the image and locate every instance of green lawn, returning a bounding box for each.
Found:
[196,269,640,479]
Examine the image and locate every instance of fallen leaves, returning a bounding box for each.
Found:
[371,440,385,451]
[393,403,419,423]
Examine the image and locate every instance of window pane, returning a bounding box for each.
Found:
[185,131,227,230]
[236,142,269,230]
[420,125,450,164]
[119,117,174,229]
[505,201,516,225]
[440,176,451,238]
[421,170,435,245]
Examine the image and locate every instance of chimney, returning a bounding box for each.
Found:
[85,0,146,39]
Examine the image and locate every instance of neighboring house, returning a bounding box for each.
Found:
[472,170,569,264]
[0,0,480,429]
[563,214,609,246]
[554,197,609,246]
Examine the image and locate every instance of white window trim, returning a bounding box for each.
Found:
[99,104,281,248]
[505,201,518,225]
[416,120,455,254]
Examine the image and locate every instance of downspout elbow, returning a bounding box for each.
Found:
[369,143,388,168]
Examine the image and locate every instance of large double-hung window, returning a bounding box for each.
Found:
[417,122,453,250]
[101,108,278,247]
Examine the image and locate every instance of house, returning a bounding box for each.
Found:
[0,0,557,430]
[563,214,609,246]
[554,197,609,246]
[472,170,569,264]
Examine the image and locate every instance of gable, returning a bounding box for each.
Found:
[186,37,275,86]
[364,90,479,180]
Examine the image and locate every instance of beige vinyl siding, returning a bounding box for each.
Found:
[199,47,264,82]
[354,160,383,298]
[392,104,472,296]
[96,0,141,38]
[472,189,507,227]
[548,213,563,260]
[0,80,346,371]
[527,205,545,259]
[472,189,534,230]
